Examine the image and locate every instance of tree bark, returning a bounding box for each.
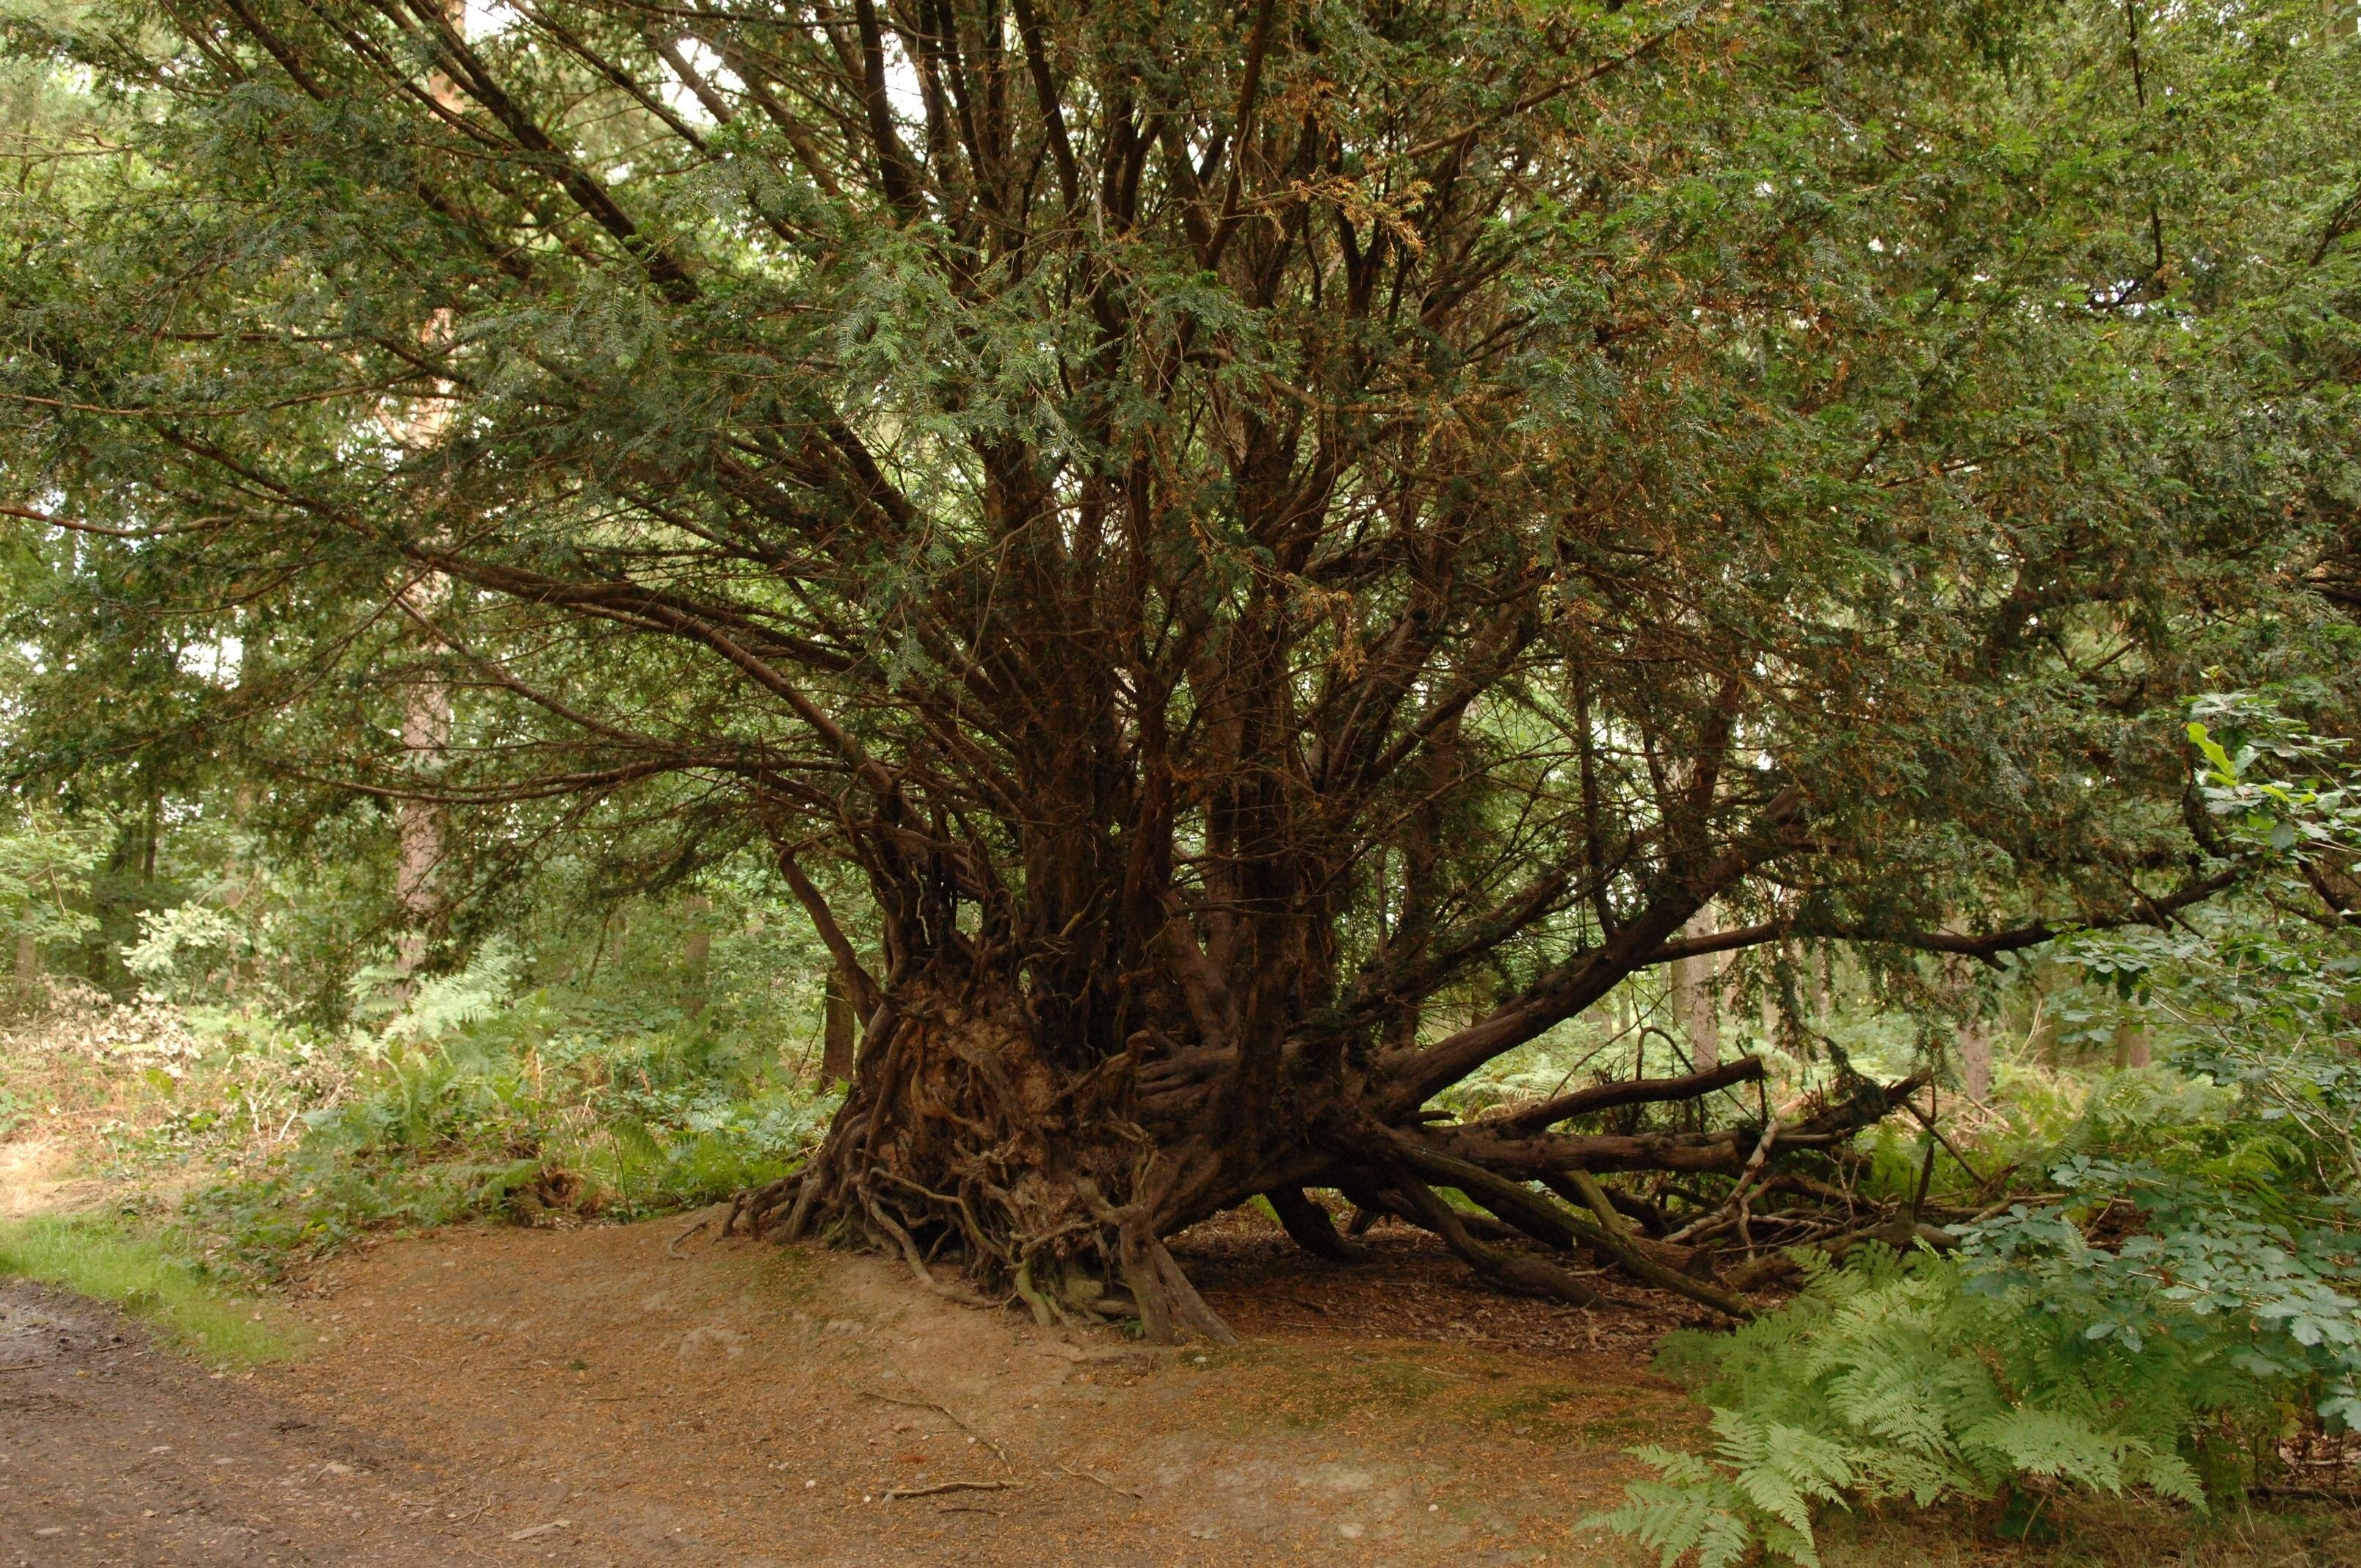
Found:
[1263,1187,1370,1263]
[1960,1014,1993,1102]
[681,893,713,1018]
[821,970,855,1083]
[1947,953,1992,1102]
[393,674,448,985]
[1671,910,1721,1073]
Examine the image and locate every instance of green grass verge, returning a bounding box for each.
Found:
[0,1215,306,1369]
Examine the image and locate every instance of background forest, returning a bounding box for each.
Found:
[8,713,2361,1566]
[4,0,2361,1558]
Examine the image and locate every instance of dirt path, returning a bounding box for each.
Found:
[15,1213,2361,1567]
[1,1280,518,1567]
[4,1215,1698,1566]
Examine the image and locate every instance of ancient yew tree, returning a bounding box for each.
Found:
[5,0,2352,1332]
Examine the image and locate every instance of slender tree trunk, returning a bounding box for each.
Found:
[13,932,35,987]
[2114,1021,2151,1069]
[1960,1015,1992,1102]
[386,23,461,995]
[1671,909,1720,1072]
[393,676,449,984]
[140,788,159,883]
[821,971,855,1082]
[682,893,713,1018]
[1944,954,1992,1102]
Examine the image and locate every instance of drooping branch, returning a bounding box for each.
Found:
[1429,1071,1931,1180]
[1642,866,2242,969]
[1482,1056,1769,1138]
[1374,789,1806,1114]
[1383,1168,1608,1307]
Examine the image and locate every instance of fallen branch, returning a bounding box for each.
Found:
[666,1215,712,1258]
[884,1478,1023,1500]
[1724,1216,1962,1288]
[1059,1461,1143,1498]
[1561,1169,1758,1321]
[857,1387,1012,1467]
[1899,1096,1992,1190]
[1664,1119,1780,1245]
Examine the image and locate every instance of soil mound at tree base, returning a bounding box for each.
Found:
[271,1213,1691,1563]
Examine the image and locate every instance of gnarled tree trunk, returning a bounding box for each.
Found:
[729,868,1922,1340]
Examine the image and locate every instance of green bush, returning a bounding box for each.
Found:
[174,943,840,1274]
[1593,1159,2361,1568]
[184,1017,838,1274]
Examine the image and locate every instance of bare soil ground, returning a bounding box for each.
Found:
[1,1211,1700,1567]
[5,1211,2360,1567]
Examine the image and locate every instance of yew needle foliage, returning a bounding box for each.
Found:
[3,0,2357,1329]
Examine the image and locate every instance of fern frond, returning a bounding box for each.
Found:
[2128,1445,2208,1509]
[1712,1409,1859,1536]
[1584,1479,1739,1568]
[1702,1508,1778,1568]
[1960,1408,2125,1492]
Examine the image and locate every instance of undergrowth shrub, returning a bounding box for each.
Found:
[1594,1249,2213,1567]
[1593,1171,2361,1568]
[184,1012,838,1274]
[148,941,839,1274]
[2,894,845,1278]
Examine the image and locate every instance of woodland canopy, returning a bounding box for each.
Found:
[3,0,2358,1346]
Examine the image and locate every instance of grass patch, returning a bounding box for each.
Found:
[0,1215,306,1369]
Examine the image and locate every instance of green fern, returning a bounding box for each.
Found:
[1584,1246,2262,1565]
[1592,1449,1762,1568]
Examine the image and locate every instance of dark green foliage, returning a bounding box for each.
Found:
[4,0,2353,1036]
